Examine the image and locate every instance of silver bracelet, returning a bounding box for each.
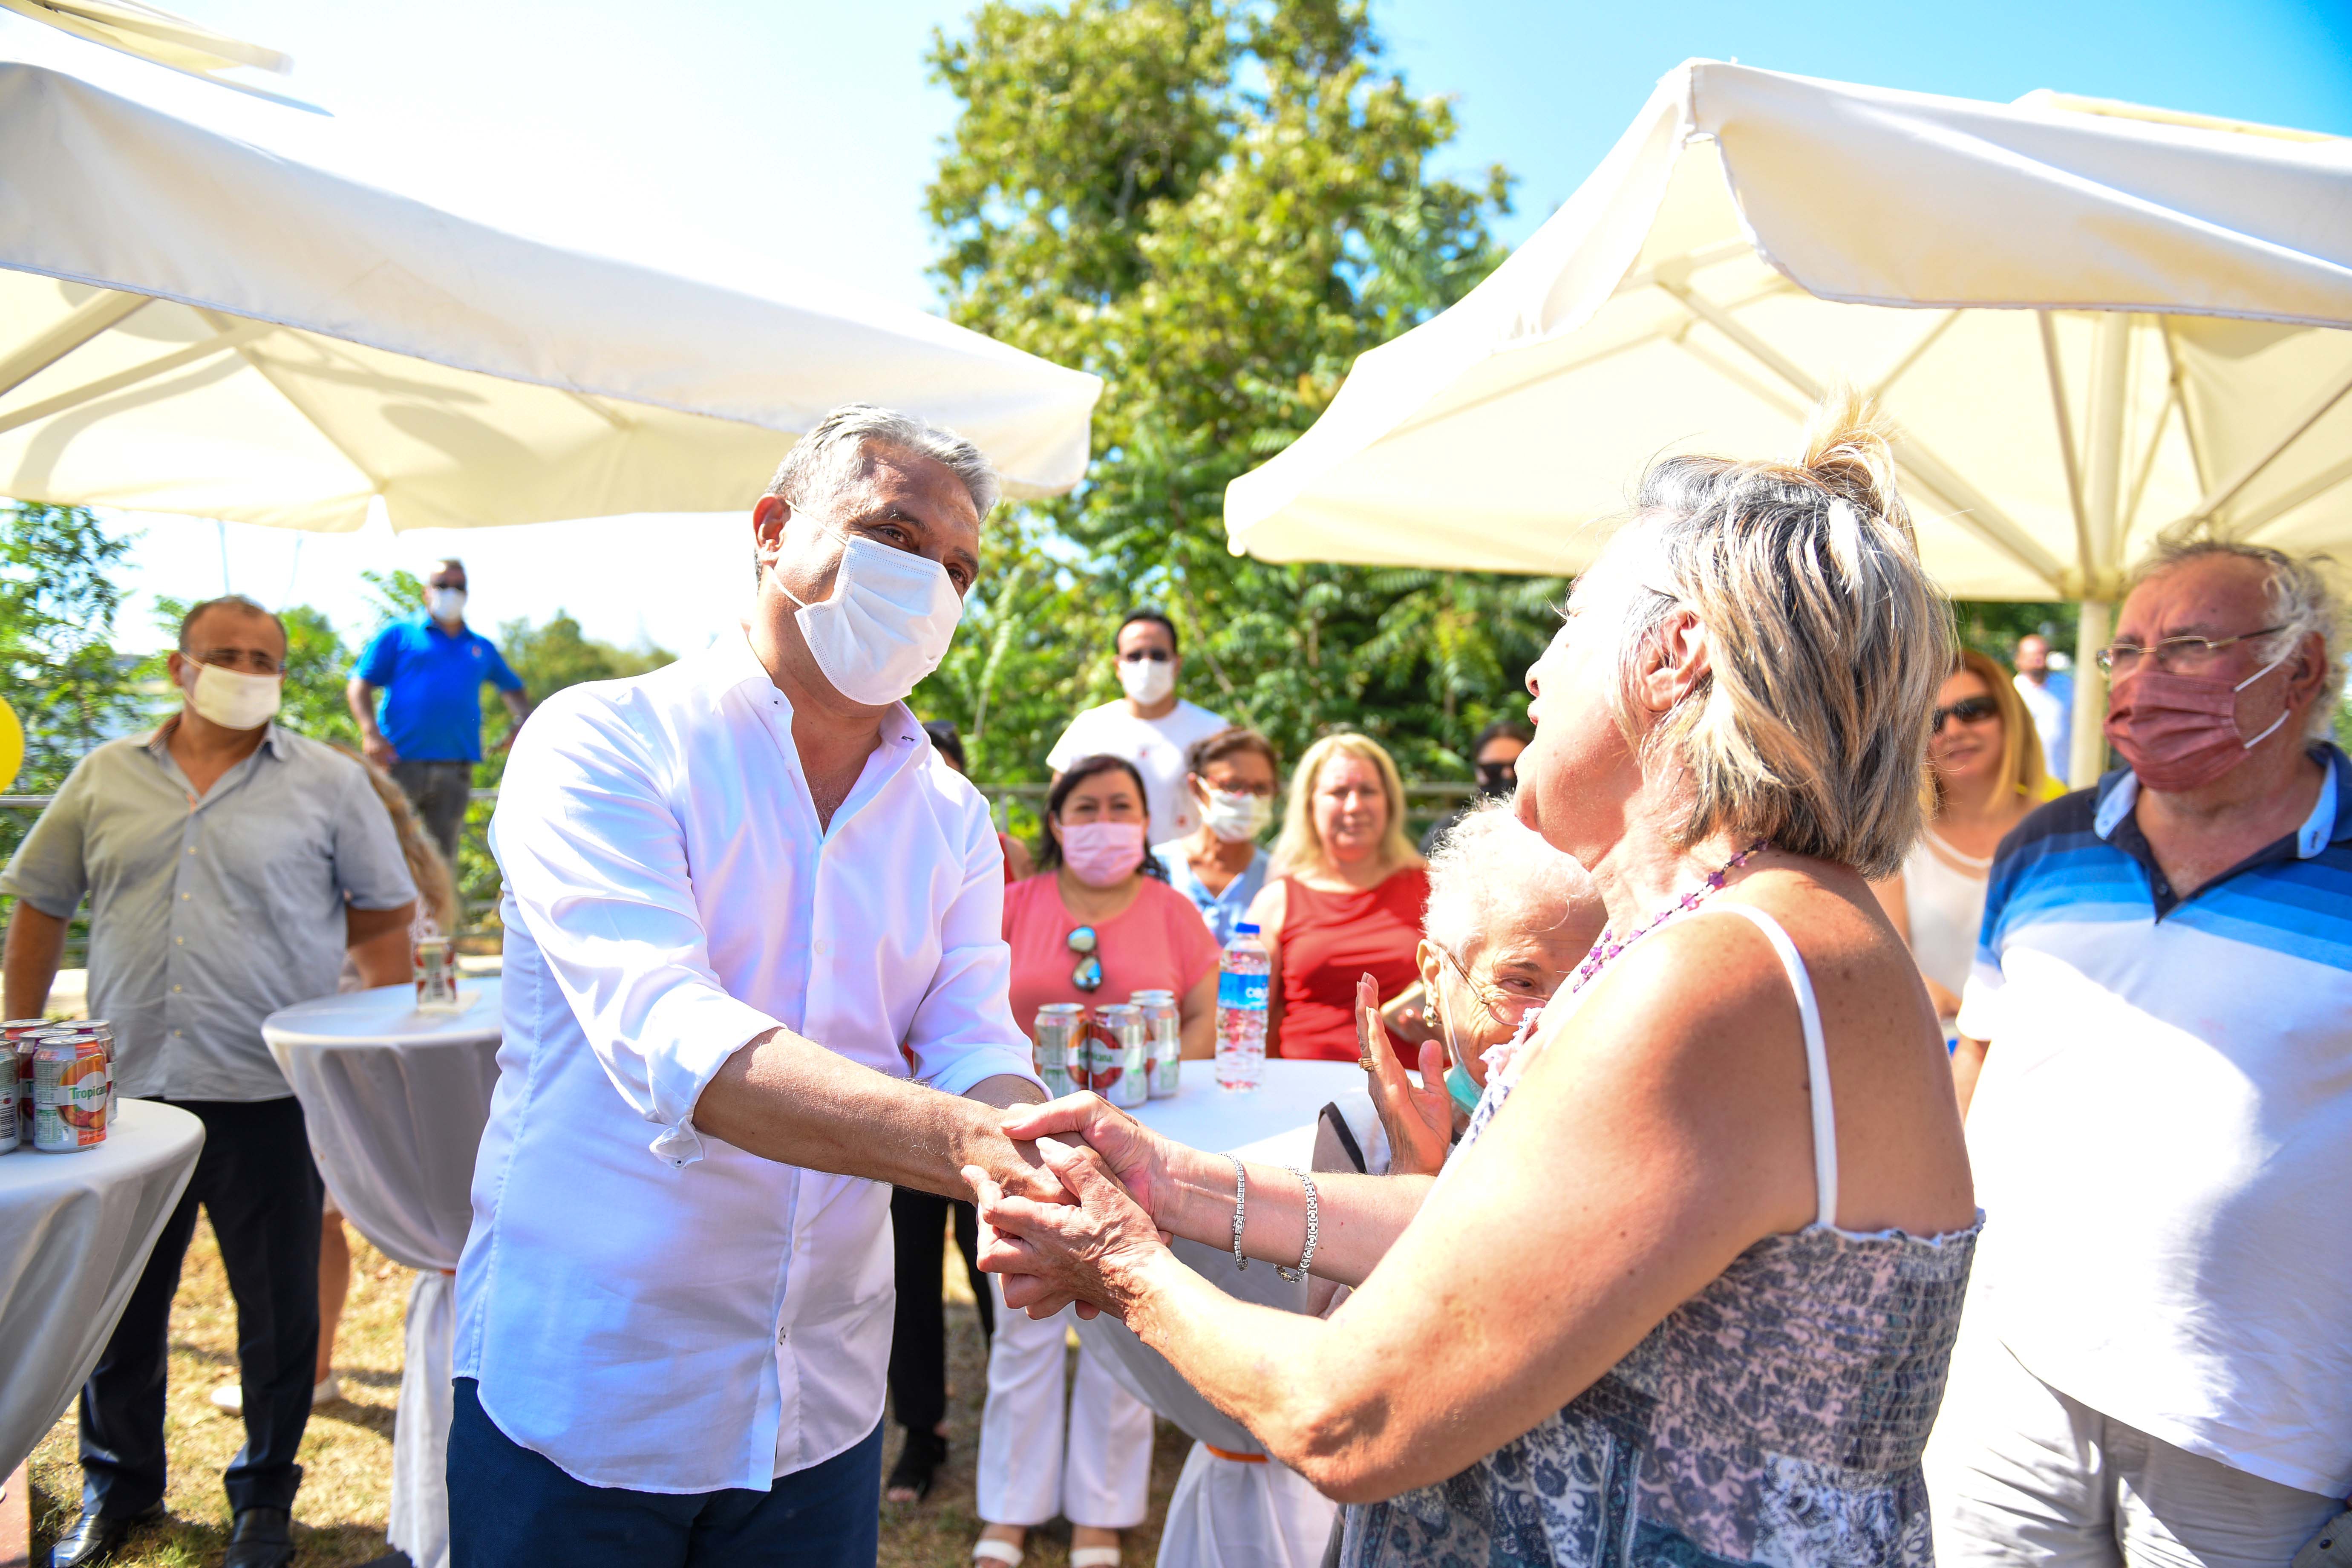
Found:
[1277,1166,1319,1283]
[1229,1156,1248,1271]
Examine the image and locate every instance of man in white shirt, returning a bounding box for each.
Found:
[1046,610,1230,843]
[2012,632,2073,785]
[1929,542,2352,1568]
[447,406,1064,1568]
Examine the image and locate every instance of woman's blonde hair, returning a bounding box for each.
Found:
[1591,389,1950,879]
[1269,733,1424,882]
[336,746,461,937]
[1933,647,2046,813]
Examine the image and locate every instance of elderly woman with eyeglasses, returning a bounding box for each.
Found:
[1356,800,1607,1177]
[976,752,1220,1568]
[970,397,1978,1568]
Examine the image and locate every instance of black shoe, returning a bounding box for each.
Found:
[222,1506,294,1568]
[884,1427,950,1504]
[45,1502,160,1568]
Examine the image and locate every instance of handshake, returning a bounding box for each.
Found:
[963,1095,1187,1325]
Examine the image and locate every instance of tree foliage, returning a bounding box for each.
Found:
[914,0,1560,781]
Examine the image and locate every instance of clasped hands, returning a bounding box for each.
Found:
[963,1096,1178,1323]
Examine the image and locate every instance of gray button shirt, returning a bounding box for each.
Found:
[2,721,417,1101]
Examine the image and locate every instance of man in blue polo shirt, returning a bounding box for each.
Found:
[346,558,530,865]
[1927,541,2351,1568]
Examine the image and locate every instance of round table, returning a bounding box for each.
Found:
[1078,1059,1371,1568]
[263,980,502,1568]
[0,1099,205,1476]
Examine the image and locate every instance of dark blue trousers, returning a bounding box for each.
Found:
[448,1378,884,1567]
[79,1096,322,1517]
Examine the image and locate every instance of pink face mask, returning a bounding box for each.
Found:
[2103,651,2291,792]
[1058,820,1147,887]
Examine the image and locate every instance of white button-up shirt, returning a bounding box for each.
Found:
[454,631,1036,1493]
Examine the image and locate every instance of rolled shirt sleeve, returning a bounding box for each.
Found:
[491,691,783,1163]
[903,803,1042,1098]
[330,761,421,911]
[0,758,93,918]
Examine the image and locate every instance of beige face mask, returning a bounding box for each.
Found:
[186,660,282,730]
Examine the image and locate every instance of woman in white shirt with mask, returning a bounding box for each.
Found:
[1153,728,1280,946]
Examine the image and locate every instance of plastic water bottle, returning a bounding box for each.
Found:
[1215,922,1270,1091]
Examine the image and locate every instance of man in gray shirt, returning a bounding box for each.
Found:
[2,595,415,1568]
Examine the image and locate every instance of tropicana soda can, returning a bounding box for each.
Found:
[32,1033,110,1152]
[1130,989,1183,1099]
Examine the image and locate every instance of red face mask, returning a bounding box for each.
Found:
[2102,651,2291,792]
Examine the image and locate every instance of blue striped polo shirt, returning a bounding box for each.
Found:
[1954,742,2352,1496]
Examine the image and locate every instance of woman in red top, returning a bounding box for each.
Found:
[1244,732,1429,1061]
[978,754,1219,1568]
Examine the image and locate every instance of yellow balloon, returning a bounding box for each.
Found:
[0,695,20,795]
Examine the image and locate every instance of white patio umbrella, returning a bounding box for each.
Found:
[0,0,319,110]
[0,63,1101,539]
[1224,61,2352,784]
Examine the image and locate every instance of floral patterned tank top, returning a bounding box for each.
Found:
[1340,905,1981,1568]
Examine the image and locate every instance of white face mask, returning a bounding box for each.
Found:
[185,660,282,731]
[425,587,467,623]
[777,531,963,706]
[1199,787,1272,843]
[1118,654,1175,706]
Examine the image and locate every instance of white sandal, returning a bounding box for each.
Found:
[1071,1549,1122,1568]
[972,1539,1025,1568]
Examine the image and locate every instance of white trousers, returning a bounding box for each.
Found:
[976,1279,1155,1528]
[1925,1327,2342,1568]
[1154,1441,1338,1568]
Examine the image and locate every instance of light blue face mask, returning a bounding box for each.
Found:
[1444,1059,1483,1115]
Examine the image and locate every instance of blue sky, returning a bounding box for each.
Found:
[6,0,2348,657]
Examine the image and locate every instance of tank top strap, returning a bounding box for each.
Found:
[1698,904,1838,1229]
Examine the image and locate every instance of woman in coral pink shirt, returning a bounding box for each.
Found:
[979,753,1218,1568]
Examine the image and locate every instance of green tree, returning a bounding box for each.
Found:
[916,0,1553,783]
[0,504,145,795]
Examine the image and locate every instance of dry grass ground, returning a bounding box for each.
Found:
[29,1216,1187,1567]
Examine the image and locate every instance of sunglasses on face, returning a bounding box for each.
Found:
[1067,924,1103,992]
[1118,648,1172,663]
[1931,695,2000,733]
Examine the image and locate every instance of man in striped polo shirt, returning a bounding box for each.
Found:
[1928,541,2351,1567]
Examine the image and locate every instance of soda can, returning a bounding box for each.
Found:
[1130,989,1183,1099]
[1084,1004,1151,1110]
[32,1035,110,1152]
[1032,1003,1087,1100]
[414,936,459,1008]
[61,1021,116,1123]
[6,1019,50,1146]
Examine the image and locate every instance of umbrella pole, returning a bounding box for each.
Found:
[2070,600,2111,786]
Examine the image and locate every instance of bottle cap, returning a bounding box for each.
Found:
[1234,922,1260,936]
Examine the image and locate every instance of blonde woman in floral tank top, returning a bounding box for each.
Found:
[972,397,1981,1567]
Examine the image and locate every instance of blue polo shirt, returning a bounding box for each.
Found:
[1956,742,2352,1496]
[354,614,523,763]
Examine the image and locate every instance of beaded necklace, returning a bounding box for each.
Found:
[1565,837,1771,995]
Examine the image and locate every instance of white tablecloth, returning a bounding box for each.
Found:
[264,980,501,1568]
[0,1099,204,1476]
[1076,1060,1367,1568]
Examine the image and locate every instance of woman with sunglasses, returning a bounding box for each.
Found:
[1872,648,2046,1034]
[976,753,1220,1568]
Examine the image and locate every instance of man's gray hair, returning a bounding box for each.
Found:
[176,593,283,651]
[765,404,1000,522]
[2126,539,2347,736]
[1422,800,1595,959]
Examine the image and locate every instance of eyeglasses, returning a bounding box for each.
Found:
[1067,924,1103,992]
[2096,626,2284,677]
[1931,695,2000,732]
[187,648,285,676]
[1118,648,1172,663]
[1435,945,1550,1028]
